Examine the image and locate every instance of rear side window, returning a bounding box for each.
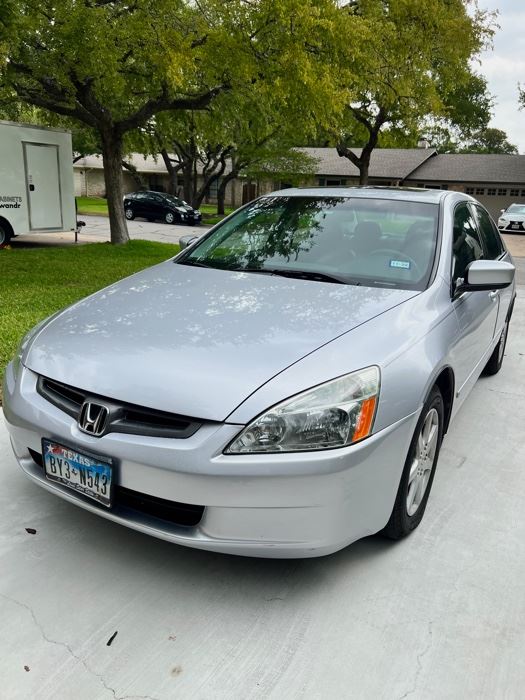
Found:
[473,205,505,260]
[452,203,484,286]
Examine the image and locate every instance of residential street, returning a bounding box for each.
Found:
[1,291,524,699]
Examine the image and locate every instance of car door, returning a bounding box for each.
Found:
[131,192,147,217]
[450,201,499,404]
[148,193,165,220]
[472,203,512,334]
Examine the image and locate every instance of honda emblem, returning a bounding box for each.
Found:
[78,401,109,437]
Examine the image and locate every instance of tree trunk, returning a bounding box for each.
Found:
[160,149,178,195]
[217,182,226,215]
[359,159,369,185]
[182,162,193,204]
[217,172,237,214]
[101,131,129,244]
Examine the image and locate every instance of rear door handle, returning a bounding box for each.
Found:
[489,291,499,301]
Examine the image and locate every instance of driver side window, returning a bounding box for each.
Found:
[452,203,484,287]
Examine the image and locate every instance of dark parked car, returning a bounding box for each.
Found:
[123,191,202,225]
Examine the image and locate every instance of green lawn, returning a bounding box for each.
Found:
[0,240,178,400]
[75,197,234,224]
[76,196,109,216]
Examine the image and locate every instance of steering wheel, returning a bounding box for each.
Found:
[368,249,422,277]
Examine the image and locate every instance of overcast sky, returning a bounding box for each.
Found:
[479,0,525,152]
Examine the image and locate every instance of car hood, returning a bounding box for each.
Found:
[25,261,417,421]
[501,212,525,221]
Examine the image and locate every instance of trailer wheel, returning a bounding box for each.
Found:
[0,219,13,246]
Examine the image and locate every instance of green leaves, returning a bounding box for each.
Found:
[333,0,494,180]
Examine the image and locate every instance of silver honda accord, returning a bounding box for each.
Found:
[3,188,516,557]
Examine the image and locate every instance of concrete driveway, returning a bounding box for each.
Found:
[10,215,207,248]
[1,291,524,699]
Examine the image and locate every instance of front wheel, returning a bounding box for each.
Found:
[125,208,135,221]
[483,319,509,376]
[383,386,444,540]
[165,211,176,224]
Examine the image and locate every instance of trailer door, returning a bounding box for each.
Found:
[23,143,63,230]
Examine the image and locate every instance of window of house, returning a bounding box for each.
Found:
[466,187,475,195]
[487,188,497,196]
[452,203,484,288]
[498,188,507,196]
[473,205,505,260]
[521,190,525,197]
[475,187,485,195]
[510,189,520,197]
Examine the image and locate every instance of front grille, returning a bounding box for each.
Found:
[28,448,204,527]
[37,375,205,439]
[506,221,525,231]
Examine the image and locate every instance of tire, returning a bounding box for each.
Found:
[165,211,175,224]
[483,318,509,376]
[383,386,444,540]
[125,208,135,221]
[0,222,12,246]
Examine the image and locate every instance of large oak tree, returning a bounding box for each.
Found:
[335,0,494,184]
[1,0,347,242]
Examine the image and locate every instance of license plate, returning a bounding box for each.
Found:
[42,439,113,507]
[511,223,520,229]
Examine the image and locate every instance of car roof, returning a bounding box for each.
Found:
[128,190,171,197]
[266,186,451,204]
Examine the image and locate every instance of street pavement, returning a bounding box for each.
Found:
[1,292,525,699]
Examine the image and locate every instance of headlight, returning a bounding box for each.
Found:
[226,366,380,454]
[12,317,53,378]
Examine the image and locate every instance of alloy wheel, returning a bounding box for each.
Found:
[406,407,440,516]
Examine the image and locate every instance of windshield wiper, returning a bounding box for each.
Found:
[177,259,213,268]
[263,268,351,285]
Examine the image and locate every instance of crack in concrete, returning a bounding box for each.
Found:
[0,593,160,700]
[398,621,433,700]
[487,387,525,400]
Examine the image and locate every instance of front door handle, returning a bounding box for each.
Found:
[489,291,499,301]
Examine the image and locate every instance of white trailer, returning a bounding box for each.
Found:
[0,120,76,245]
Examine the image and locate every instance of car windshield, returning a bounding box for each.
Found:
[163,194,188,207]
[178,196,439,290]
[507,204,525,214]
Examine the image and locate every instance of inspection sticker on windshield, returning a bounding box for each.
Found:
[390,259,411,269]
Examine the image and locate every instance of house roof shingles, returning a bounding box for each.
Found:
[298,147,437,180]
[405,153,525,185]
[74,148,525,186]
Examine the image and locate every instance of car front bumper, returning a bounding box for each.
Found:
[3,363,418,558]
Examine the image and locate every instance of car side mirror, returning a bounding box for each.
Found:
[501,209,505,214]
[455,260,515,295]
[179,235,199,250]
